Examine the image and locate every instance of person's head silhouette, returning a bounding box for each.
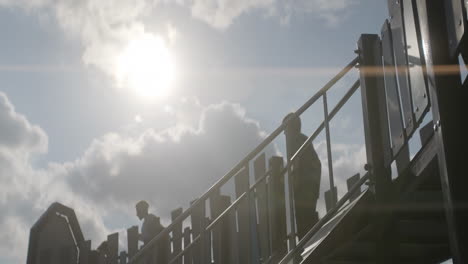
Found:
[136,200,149,220]
[283,112,301,138]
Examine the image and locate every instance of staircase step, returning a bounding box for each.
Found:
[409,190,443,204]
[326,242,450,263]
[397,220,449,244]
[323,261,374,264]
[415,159,441,191]
[398,243,451,263]
[397,191,445,220]
[330,242,375,261]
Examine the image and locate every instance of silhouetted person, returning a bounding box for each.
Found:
[136,200,170,264]
[283,113,321,240]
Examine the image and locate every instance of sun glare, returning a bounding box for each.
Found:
[116,34,176,100]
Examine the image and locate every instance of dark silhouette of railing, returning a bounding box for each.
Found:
[102,1,468,262]
[127,56,366,264]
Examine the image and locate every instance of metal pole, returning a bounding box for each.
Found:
[323,93,336,206]
[286,158,297,251]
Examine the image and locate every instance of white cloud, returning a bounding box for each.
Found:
[62,101,266,215]
[189,0,358,29]
[0,92,266,263]
[0,0,175,96]
[0,0,359,84]
[0,90,367,263]
[0,93,47,154]
[278,0,359,26]
[190,0,275,29]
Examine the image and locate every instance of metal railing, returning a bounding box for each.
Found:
[128,56,366,264]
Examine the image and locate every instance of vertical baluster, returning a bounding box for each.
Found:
[183,227,192,264]
[190,199,205,264]
[219,195,233,264]
[203,216,211,264]
[79,240,91,264]
[268,156,288,263]
[171,208,183,264]
[253,153,270,263]
[107,233,119,264]
[119,251,127,264]
[127,226,139,260]
[323,93,337,207]
[209,190,222,264]
[235,166,251,264]
[286,157,297,252]
[346,173,361,202]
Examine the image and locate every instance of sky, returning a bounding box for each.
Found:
[0,0,399,263]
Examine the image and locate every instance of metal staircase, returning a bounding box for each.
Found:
[302,128,454,264]
[128,1,468,264]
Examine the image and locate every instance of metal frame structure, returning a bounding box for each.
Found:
[127,1,468,262]
[128,57,363,264]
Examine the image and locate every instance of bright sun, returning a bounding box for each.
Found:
[116,34,176,100]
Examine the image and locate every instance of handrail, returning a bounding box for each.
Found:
[205,192,246,231]
[282,79,360,176]
[168,169,272,263]
[168,235,200,264]
[128,57,359,263]
[292,79,360,162]
[166,78,360,263]
[295,57,359,116]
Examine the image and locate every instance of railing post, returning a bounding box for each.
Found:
[78,240,91,264]
[253,153,270,263]
[323,93,337,207]
[268,156,288,262]
[107,233,119,264]
[346,173,361,202]
[171,208,183,264]
[418,1,468,262]
[119,251,128,264]
[190,199,206,264]
[209,190,221,264]
[357,33,394,264]
[183,227,191,264]
[358,33,393,203]
[202,217,211,264]
[219,195,233,264]
[285,157,297,255]
[209,190,232,264]
[127,226,139,260]
[234,167,252,264]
